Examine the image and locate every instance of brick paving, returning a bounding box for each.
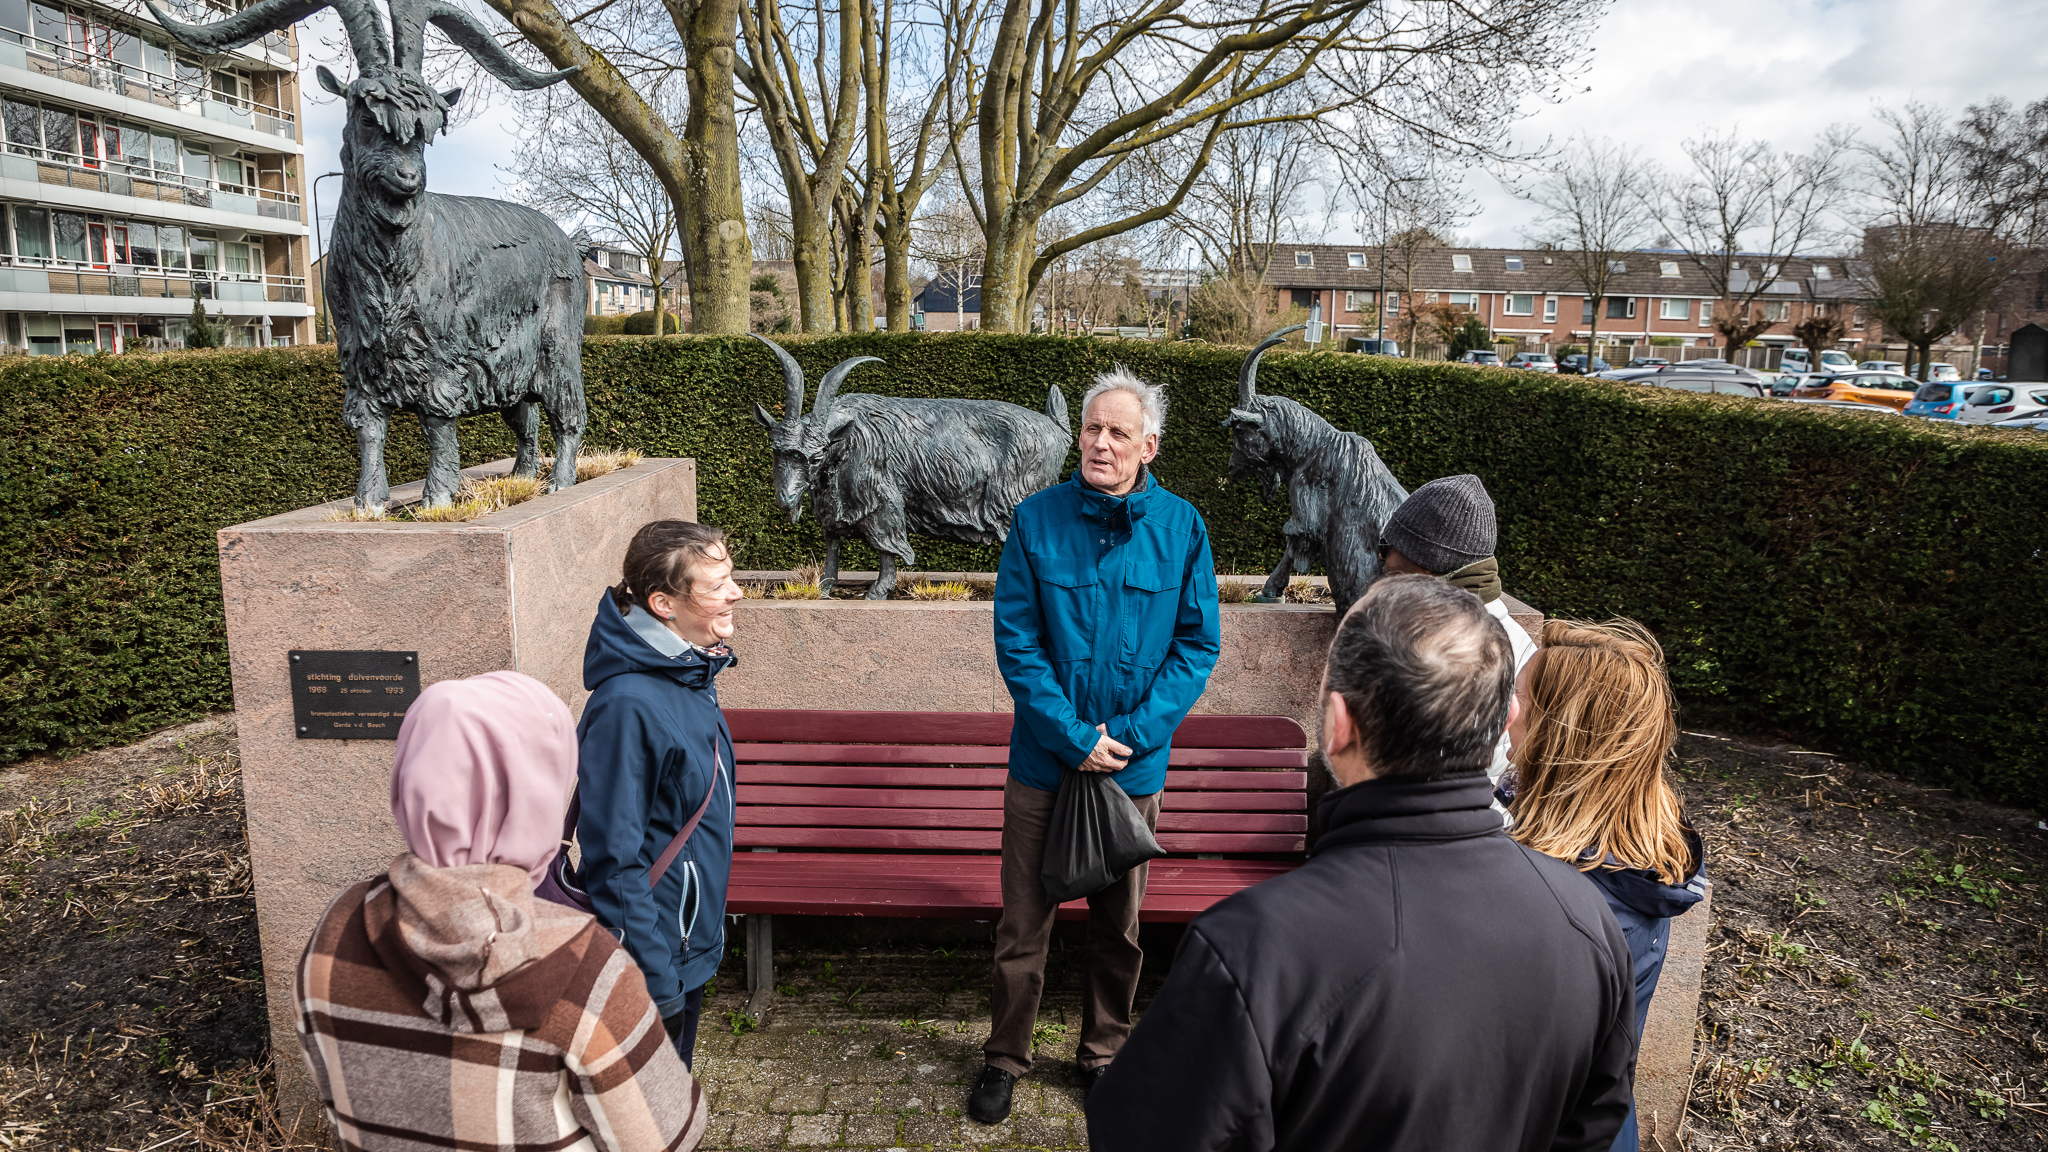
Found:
[691,922,1179,1150]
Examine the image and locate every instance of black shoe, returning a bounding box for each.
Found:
[967,1064,1017,1125]
[1080,1063,1110,1097]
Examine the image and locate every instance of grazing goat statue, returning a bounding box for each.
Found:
[1223,325,1410,613]
[749,335,1071,599]
[147,0,585,511]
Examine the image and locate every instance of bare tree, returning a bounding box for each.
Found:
[912,190,984,328]
[867,0,984,329]
[1855,102,2010,380]
[1162,101,1316,342]
[483,0,754,333]
[507,100,681,322]
[1791,306,1847,364]
[1521,136,1653,364]
[968,0,1605,331]
[1956,95,2048,250]
[1649,128,1851,350]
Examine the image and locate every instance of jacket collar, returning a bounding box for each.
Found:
[592,592,736,690]
[1072,468,1154,528]
[1313,772,1506,853]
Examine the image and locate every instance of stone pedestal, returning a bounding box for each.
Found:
[215,457,696,1126]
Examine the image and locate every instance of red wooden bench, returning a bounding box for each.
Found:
[724,708,1310,1007]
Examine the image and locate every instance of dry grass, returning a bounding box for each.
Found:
[540,448,643,483]
[172,1060,325,1152]
[1216,577,1254,604]
[740,583,767,599]
[907,580,974,601]
[1283,578,1331,604]
[319,452,640,526]
[772,563,824,600]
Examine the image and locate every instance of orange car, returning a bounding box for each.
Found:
[1789,369,1919,410]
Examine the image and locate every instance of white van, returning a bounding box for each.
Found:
[1779,348,1855,374]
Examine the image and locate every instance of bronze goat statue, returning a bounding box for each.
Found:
[148,0,586,510]
[1223,325,1410,613]
[749,335,1071,599]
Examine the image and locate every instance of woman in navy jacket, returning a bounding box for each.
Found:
[1503,618,1708,1152]
[575,520,744,1067]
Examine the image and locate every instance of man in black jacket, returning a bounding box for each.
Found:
[1087,575,1637,1152]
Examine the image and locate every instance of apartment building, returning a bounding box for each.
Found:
[0,0,312,353]
[584,241,681,317]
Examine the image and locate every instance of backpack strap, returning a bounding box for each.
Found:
[559,751,723,891]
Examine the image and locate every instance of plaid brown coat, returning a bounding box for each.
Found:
[294,856,707,1152]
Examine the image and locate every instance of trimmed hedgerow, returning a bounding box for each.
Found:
[4,335,2046,810]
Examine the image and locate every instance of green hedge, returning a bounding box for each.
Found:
[5,336,2047,811]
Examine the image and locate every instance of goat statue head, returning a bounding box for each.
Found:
[145,0,575,226]
[748,334,883,521]
[1222,324,1307,503]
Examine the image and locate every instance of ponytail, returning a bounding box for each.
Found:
[615,520,728,613]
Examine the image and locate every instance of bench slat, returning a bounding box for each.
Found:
[735,827,1305,853]
[737,765,1309,790]
[735,743,1309,769]
[737,806,1307,833]
[737,785,1307,812]
[726,709,1306,750]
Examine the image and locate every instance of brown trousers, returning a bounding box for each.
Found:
[985,777,1162,1076]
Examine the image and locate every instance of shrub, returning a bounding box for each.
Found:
[622,310,682,335]
[5,336,2047,810]
[1448,315,1492,359]
[583,314,627,336]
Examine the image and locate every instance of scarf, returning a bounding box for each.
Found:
[1444,556,1502,604]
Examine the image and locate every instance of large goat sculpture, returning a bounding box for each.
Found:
[1224,325,1410,614]
[749,335,1071,599]
[147,0,586,511]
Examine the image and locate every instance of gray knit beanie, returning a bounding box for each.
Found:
[1381,474,1496,575]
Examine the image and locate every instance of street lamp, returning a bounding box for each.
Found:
[311,170,342,342]
[1182,244,1196,339]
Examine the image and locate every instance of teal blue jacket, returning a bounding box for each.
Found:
[994,472,1222,796]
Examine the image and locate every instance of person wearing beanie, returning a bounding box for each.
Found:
[1378,474,1539,783]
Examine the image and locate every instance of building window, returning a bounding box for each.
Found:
[1294,251,1312,267]
[51,211,86,263]
[1763,264,1780,280]
[1504,293,1535,316]
[1447,292,1477,308]
[1504,256,1524,272]
[1699,301,1713,327]
[1814,264,1831,280]
[14,205,49,260]
[1608,260,1627,275]
[1386,293,1399,314]
[1660,261,1680,278]
[1660,298,1690,320]
[1763,301,1789,322]
[1581,298,1594,323]
[1344,290,1374,312]
[1347,252,1365,268]
[1290,288,1315,310]
[1543,296,1558,323]
[1852,307,1866,330]
[1606,296,1635,319]
[1425,292,1438,304]
[1452,254,1473,273]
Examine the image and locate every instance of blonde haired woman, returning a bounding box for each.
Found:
[1505,619,1706,1152]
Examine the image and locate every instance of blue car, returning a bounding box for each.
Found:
[1903,381,1981,420]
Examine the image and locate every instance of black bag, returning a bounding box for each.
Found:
[1040,769,1166,905]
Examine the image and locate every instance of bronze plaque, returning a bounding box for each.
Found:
[289,650,420,739]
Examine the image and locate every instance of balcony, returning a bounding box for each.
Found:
[0,143,301,222]
[0,31,296,141]
[0,252,308,306]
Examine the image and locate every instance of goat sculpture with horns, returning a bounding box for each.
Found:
[748,334,1072,599]
[1223,325,1410,614]
[146,0,586,510]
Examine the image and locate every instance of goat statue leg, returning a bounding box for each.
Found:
[1253,544,1295,601]
[864,511,915,601]
[353,410,391,513]
[818,537,842,598]
[502,402,542,478]
[419,415,463,509]
[544,406,583,494]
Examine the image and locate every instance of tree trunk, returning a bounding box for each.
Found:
[678,5,752,336]
[845,217,875,333]
[880,209,911,330]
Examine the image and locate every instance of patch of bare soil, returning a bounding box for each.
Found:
[1675,732,2046,1151]
[0,717,284,1151]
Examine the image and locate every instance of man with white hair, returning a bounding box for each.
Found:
[969,366,1223,1123]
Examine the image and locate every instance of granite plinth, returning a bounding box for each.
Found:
[216,457,697,1126]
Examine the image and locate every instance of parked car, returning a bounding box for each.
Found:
[1779,348,1857,374]
[1668,358,1728,368]
[1457,350,1501,365]
[1625,356,1671,369]
[1902,382,1988,420]
[1643,374,1767,399]
[1995,411,2048,432]
[1957,384,2048,425]
[1772,372,1829,398]
[1781,398,1903,416]
[1348,337,1402,356]
[1558,354,1610,374]
[1977,367,1997,380]
[1857,360,1908,373]
[1789,370,1920,411]
[1506,352,1557,372]
[1924,363,1960,382]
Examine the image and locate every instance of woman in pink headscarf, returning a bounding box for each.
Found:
[291,671,707,1152]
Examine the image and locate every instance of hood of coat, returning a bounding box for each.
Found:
[367,853,596,1032]
[1585,824,1709,920]
[1312,772,1506,852]
[584,591,737,693]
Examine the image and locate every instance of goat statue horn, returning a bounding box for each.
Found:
[1239,324,1307,407]
[812,356,885,419]
[748,333,808,418]
[146,0,391,72]
[392,0,580,88]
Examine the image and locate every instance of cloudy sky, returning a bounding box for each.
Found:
[296,0,2048,257]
